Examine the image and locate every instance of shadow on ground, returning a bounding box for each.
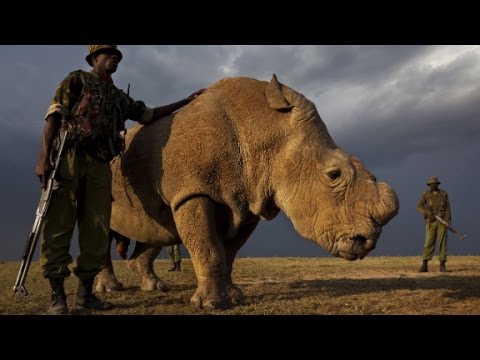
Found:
[248,275,480,301]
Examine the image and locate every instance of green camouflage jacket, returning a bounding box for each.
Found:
[416,189,451,223]
[45,70,153,162]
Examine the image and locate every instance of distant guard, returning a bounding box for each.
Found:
[416,176,451,273]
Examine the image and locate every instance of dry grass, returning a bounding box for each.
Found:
[1,256,480,315]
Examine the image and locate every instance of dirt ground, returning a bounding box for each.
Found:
[1,256,479,315]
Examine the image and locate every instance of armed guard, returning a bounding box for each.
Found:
[416,176,451,273]
[34,45,205,314]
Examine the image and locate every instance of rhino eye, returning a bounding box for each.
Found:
[328,169,341,180]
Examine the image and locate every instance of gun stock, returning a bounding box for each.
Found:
[13,130,69,296]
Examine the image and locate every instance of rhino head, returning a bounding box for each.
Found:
[267,75,399,260]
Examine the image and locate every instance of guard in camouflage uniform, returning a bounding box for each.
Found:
[35,45,205,314]
[167,244,182,271]
[416,176,451,273]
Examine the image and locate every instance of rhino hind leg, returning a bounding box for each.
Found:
[224,213,260,304]
[174,196,230,310]
[127,242,169,292]
[96,233,124,293]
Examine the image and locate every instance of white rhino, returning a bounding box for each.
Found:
[96,74,399,309]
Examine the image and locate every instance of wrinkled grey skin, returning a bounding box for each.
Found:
[96,75,399,309]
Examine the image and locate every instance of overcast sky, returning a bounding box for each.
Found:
[1,45,479,261]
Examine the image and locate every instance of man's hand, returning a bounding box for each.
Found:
[425,210,433,222]
[35,157,52,190]
[35,114,61,189]
[186,88,206,102]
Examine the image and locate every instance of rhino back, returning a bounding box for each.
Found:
[111,115,178,243]
[111,76,292,241]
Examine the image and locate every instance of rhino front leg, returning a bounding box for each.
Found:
[224,213,260,304]
[127,242,169,292]
[174,196,229,310]
[96,231,124,293]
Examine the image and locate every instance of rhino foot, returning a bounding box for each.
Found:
[141,275,170,292]
[226,284,244,304]
[95,272,124,293]
[96,282,123,293]
[191,288,231,310]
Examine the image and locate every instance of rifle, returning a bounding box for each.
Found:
[13,130,70,296]
[435,215,467,241]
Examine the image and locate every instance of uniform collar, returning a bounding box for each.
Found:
[90,69,114,84]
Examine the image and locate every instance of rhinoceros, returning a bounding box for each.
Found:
[96,74,399,309]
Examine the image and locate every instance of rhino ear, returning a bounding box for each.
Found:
[266,74,294,111]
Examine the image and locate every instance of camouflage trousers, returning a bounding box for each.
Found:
[40,149,112,280]
[167,244,181,263]
[421,220,448,262]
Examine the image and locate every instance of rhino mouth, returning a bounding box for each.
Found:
[332,234,377,261]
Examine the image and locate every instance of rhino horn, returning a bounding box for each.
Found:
[265,74,294,111]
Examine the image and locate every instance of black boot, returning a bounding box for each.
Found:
[74,277,114,311]
[440,261,447,272]
[418,260,428,273]
[176,261,181,272]
[47,278,68,315]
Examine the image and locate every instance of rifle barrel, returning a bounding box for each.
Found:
[13,130,70,296]
[435,215,467,240]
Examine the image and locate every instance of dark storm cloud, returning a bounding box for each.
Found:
[1,45,479,261]
[222,45,432,93]
[336,84,480,168]
[294,45,431,86]
[117,45,236,104]
[332,46,480,169]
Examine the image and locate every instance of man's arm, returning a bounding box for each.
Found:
[152,98,191,121]
[128,89,207,125]
[34,114,61,189]
[416,192,427,214]
[416,192,434,222]
[151,88,206,121]
[34,71,81,188]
